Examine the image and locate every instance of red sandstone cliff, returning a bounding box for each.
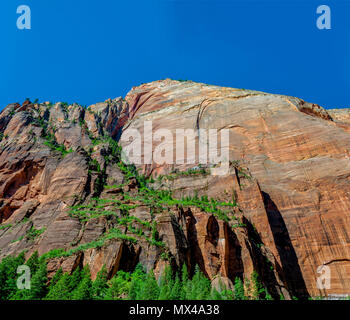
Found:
[1,79,350,298]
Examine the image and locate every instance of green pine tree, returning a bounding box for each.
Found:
[0,252,25,300]
[211,288,223,300]
[71,268,93,300]
[128,264,146,300]
[180,264,190,300]
[92,265,109,300]
[138,270,159,300]
[251,271,265,300]
[190,265,211,299]
[45,273,72,300]
[49,268,63,290]
[25,251,40,275]
[68,267,82,292]
[170,275,182,300]
[233,277,245,300]
[210,278,234,300]
[158,266,173,300]
[105,270,131,300]
[27,261,48,300]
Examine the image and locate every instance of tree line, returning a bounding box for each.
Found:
[0,251,273,300]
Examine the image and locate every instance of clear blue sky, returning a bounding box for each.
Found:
[0,0,349,110]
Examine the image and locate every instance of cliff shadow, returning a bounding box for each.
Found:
[244,217,284,300]
[261,191,309,299]
[224,223,244,281]
[186,210,207,278]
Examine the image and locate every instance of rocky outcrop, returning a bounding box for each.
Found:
[1,80,350,299]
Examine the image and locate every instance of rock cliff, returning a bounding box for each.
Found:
[1,79,350,299]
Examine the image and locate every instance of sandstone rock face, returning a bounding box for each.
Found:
[121,80,350,297]
[1,80,350,299]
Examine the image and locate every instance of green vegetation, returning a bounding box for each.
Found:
[26,226,46,241]
[8,225,46,244]
[58,134,238,259]
[0,106,251,301]
[11,235,24,243]
[65,166,237,259]
[0,132,8,145]
[0,252,26,299]
[236,167,251,180]
[42,133,73,158]
[31,115,73,157]
[0,224,12,231]
[0,251,274,300]
[156,166,210,182]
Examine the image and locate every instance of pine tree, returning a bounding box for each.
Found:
[233,277,245,300]
[49,268,63,290]
[139,270,159,300]
[0,252,25,300]
[221,282,235,300]
[71,268,93,300]
[45,273,72,300]
[251,271,265,300]
[180,264,190,300]
[1,254,276,301]
[128,264,146,300]
[92,265,109,300]
[105,270,131,300]
[211,288,223,300]
[158,266,173,300]
[27,261,48,299]
[210,277,234,300]
[9,255,47,301]
[170,275,182,300]
[190,266,210,299]
[68,267,82,292]
[25,251,40,275]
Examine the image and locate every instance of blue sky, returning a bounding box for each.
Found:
[0,0,349,110]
